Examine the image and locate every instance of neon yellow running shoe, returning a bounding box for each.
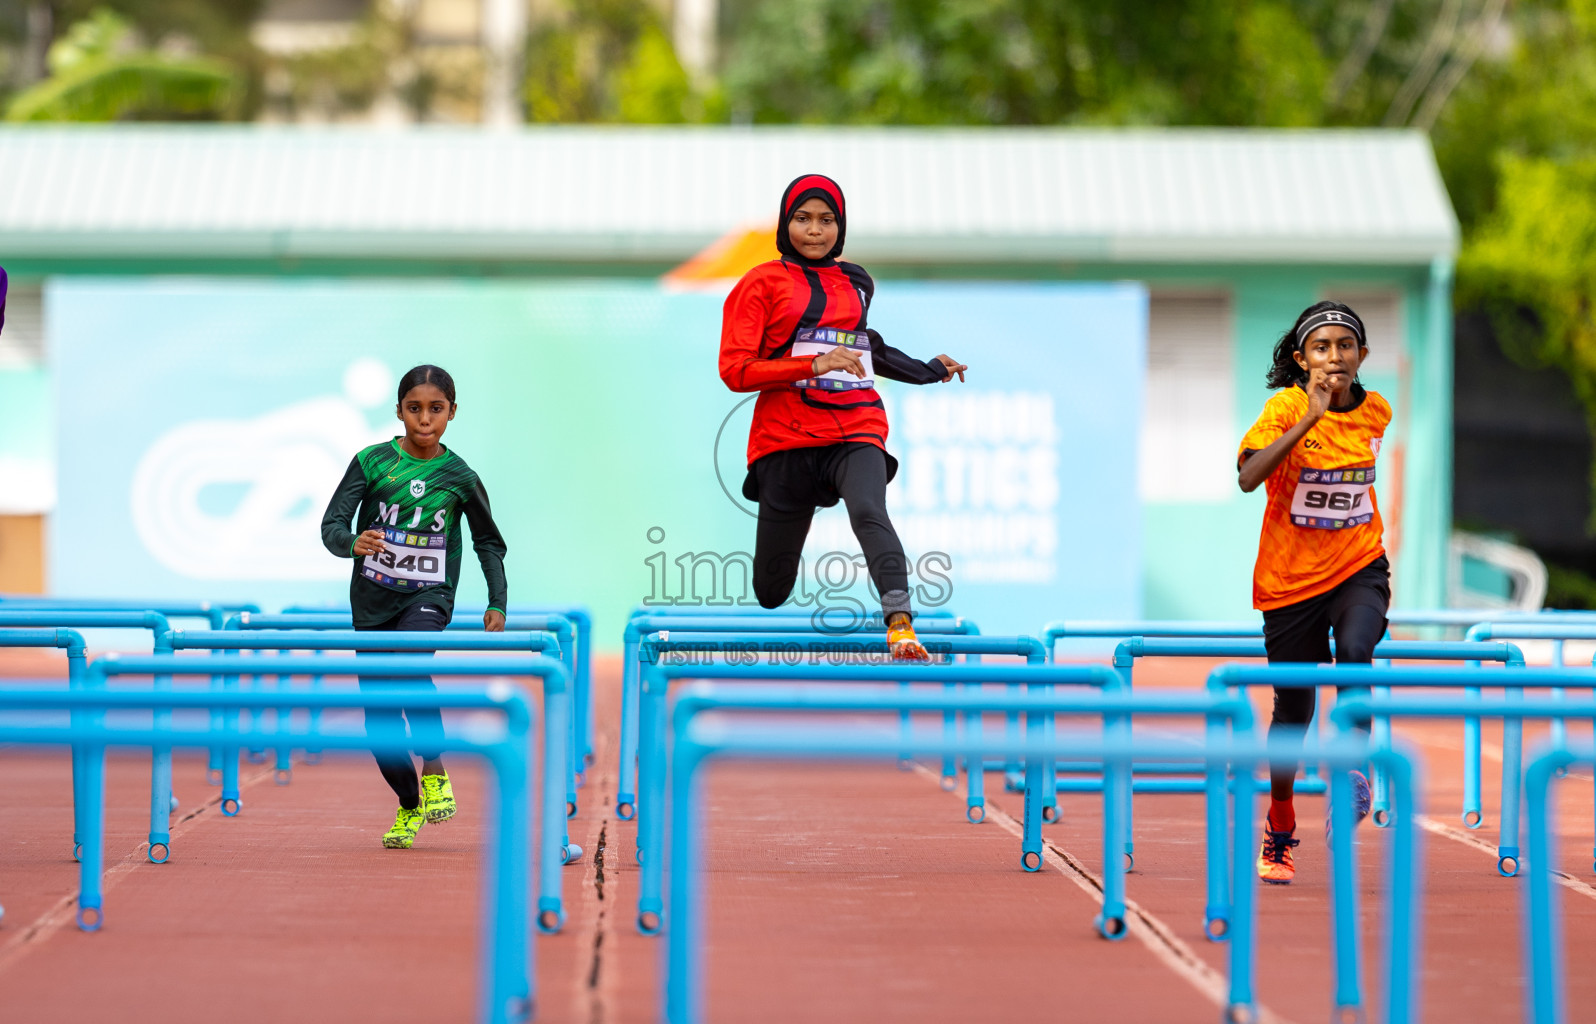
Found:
[422,772,457,824]
[382,806,425,849]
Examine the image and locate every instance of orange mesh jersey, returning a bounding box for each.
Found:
[1238,385,1393,610]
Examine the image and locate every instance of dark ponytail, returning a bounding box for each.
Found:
[1265,300,1367,389]
[396,364,456,405]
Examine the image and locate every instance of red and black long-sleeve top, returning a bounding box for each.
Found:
[719,257,945,466]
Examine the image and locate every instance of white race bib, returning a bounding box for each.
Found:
[1290,466,1376,530]
[791,327,875,392]
[361,527,448,590]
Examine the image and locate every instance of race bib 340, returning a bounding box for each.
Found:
[361,527,447,590]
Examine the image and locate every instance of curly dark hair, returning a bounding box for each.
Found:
[1264,301,1368,389]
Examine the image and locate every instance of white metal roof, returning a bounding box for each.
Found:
[0,125,1458,265]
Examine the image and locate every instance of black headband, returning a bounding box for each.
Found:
[1295,309,1364,349]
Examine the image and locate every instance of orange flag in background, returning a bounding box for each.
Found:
[663,224,779,287]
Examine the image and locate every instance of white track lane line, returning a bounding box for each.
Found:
[1417,815,1596,901]
[0,761,277,974]
[908,763,1296,1024]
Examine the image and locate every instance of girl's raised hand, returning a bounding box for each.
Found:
[812,345,867,378]
[483,609,506,632]
[352,529,386,557]
[934,355,967,383]
[1304,367,1334,420]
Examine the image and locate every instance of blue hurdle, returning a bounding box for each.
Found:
[0,613,181,860]
[616,613,980,820]
[637,660,1267,942]
[0,682,536,1024]
[1319,694,1596,1022]
[1211,663,1591,879]
[1464,622,1596,808]
[83,652,575,931]
[1115,638,1521,816]
[1523,738,1596,1024]
[223,612,583,802]
[0,598,262,785]
[284,602,597,771]
[163,629,572,815]
[637,632,1043,825]
[0,596,259,626]
[636,661,1123,908]
[663,688,1420,1024]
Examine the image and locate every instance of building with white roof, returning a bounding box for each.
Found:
[0,125,1457,614]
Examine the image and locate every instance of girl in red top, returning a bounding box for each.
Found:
[719,174,968,656]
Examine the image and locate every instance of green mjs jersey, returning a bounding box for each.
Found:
[320,439,507,627]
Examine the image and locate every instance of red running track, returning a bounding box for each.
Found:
[1,652,1593,1022]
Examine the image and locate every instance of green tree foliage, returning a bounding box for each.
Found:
[714,0,1467,128]
[5,7,235,121]
[524,0,702,123]
[1442,1,1596,513]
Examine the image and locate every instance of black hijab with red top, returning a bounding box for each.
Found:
[718,174,948,489]
[777,174,847,264]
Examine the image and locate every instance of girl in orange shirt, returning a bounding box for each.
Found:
[1237,301,1390,885]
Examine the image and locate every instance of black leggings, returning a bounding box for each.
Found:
[358,601,448,810]
[751,442,912,620]
[1263,556,1390,801]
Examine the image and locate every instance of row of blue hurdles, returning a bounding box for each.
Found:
[5,595,1596,1022]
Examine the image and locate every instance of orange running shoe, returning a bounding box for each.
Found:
[887,623,930,661]
[1257,829,1299,884]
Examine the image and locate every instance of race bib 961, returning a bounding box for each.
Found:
[1290,466,1375,530]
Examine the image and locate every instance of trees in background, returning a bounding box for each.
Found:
[4,7,235,121]
[3,0,1596,516]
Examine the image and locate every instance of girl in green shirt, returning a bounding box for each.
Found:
[320,364,508,848]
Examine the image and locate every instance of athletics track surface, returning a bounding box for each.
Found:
[2,650,1594,1023]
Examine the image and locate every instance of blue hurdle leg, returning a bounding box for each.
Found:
[78,736,106,931]
[616,640,640,818]
[963,683,984,823]
[1328,766,1363,1016]
[897,680,914,769]
[537,684,572,932]
[1525,751,1569,1024]
[148,669,173,862]
[566,648,579,817]
[1021,707,1043,871]
[636,678,669,932]
[304,650,324,764]
[245,672,267,764]
[1498,688,1524,876]
[487,731,534,1020]
[1550,641,1568,767]
[220,668,242,815]
[1369,684,1392,826]
[1202,710,1229,940]
[579,620,596,767]
[1385,754,1421,1024]
[1004,683,1021,780]
[273,672,292,784]
[1096,751,1128,940]
[940,682,958,788]
[1041,685,1059,823]
[1226,756,1259,1019]
[70,720,86,859]
[1463,684,1483,828]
